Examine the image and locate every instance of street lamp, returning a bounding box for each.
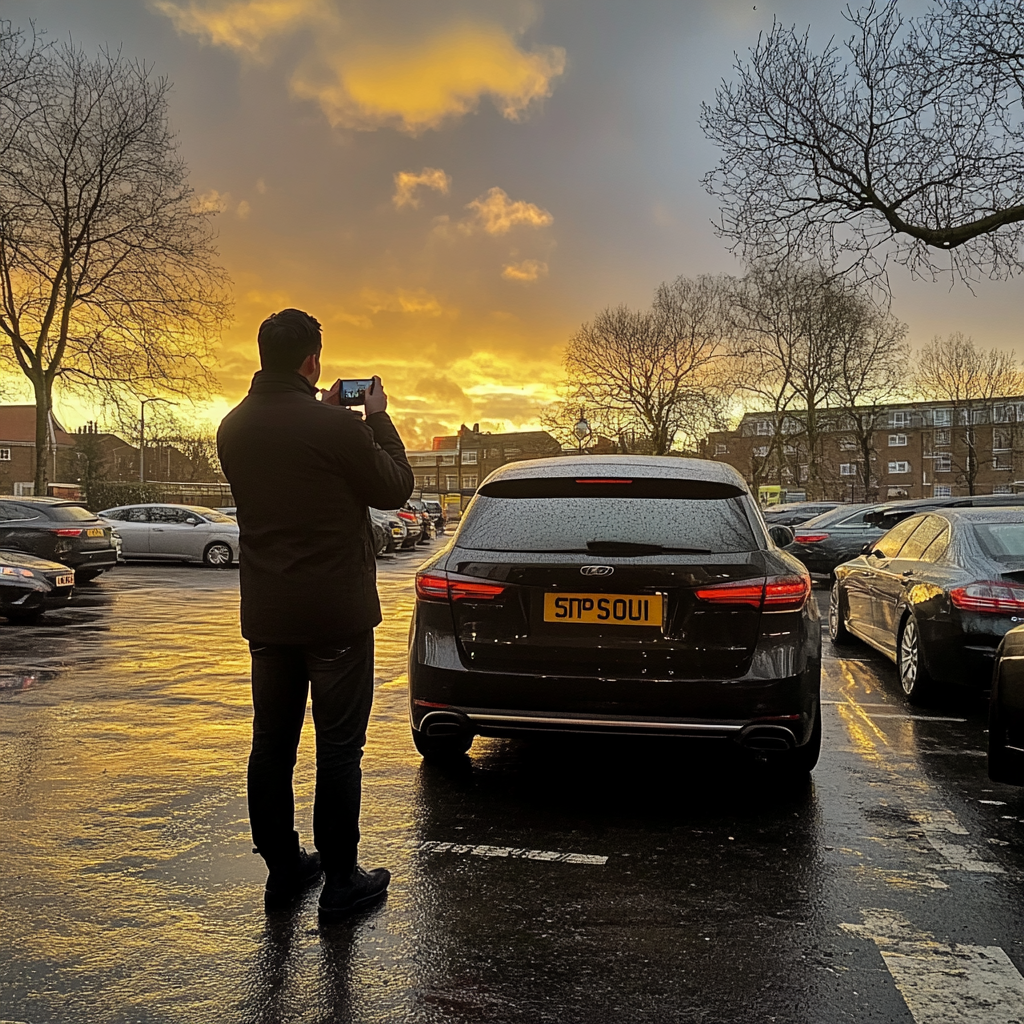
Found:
[573,407,591,454]
[139,397,176,482]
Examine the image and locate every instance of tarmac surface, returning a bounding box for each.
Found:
[1,551,1023,1023]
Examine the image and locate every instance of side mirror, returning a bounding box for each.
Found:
[186,517,201,526]
[769,525,795,547]
[860,542,872,555]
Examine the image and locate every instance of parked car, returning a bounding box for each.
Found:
[395,508,422,549]
[371,508,406,554]
[408,455,821,774]
[99,504,239,566]
[763,501,842,527]
[0,549,76,623]
[423,499,447,535]
[829,507,1024,703]
[989,623,1024,785]
[215,506,237,519]
[0,497,118,582]
[367,508,394,556]
[789,494,1024,576]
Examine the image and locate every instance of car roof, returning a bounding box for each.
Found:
[929,508,1024,524]
[485,455,749,488]
[0,495,82,507]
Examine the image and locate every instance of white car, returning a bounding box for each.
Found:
[98,503,239,566]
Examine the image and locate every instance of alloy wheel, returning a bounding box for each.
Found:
[899,617,919,695]
[828,586,841,640]
[205,543,232,567]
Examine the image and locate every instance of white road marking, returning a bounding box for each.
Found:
[413,840,608,866]
[910,810,1005,874]
[842,909,1024,1024]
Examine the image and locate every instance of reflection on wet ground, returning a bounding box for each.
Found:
[1,561,1023,1023]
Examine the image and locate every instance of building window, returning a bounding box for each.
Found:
[462,474,478,490]
[445,475,459,491]
[892,412,908,428]
[461,450,477,465]
[755,420,773,436]
[934,485,952,497]
[934,455,952,473]
[753,446,769,458]
[934,428,950,446]
[0,448,10,461]
[487,448,501,459]
[933,408,951,427]
[993,430,1011,451]
[840,463,856,476]
[839,438,857,450]
[994,455,1013,471]
[440,453,456,466]
[714,443,729,455]
[503,447,520,458]
[798,464,809,482]
[888,461,910,474]
[888,434,908,447]
[993,484,1013,494]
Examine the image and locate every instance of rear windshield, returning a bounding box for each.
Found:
[456,478,759,554]
[973,522,1024,562]
[48,505,100,522]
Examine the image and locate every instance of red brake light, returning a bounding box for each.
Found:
[52,528,83,537]
[695,579,765,606]
[950,580,1024,614]
[763,573,811,611]
[794,533,829,543]
[415,571,506,602]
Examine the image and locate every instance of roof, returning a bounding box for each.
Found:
[482,454,750,487]
[930,507,1024,523]
[0,405,76,446]
[432,429,560,451]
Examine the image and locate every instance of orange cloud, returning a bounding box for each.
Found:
[361,288,453,318]
[501,258,548,282]
[392,167,451,209]
[157,1,566,133]
[465,187,553,235]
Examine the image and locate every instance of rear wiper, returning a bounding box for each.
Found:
[585,540,711,556]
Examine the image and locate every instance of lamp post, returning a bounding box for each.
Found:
[139,398,176,482]
[573,407,591,454]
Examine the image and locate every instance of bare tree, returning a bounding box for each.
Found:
[700,0,1024,286]
[916,332,1024,493]
[0,32,230,493]
[561,276,736,456]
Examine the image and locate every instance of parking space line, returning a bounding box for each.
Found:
[842,909,1024,1023]
[413,841,608,866]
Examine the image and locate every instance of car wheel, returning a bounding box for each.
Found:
[789,700,822,774]
[76,569,103,583]
[203,542,233,568]
[898,614,935,705]
[988,701,1024,785]
[5,609,44,625]
[412,728,473,761]
[828,583,856,646]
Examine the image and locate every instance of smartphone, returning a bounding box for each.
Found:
[336,378,374,405]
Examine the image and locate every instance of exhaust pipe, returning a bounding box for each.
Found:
[419,710,470,739]
[738,724,797,752]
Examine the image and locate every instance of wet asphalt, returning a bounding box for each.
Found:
[1,550,1023,1024]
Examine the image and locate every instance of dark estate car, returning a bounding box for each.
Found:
[830,508,1024,704]
[0,549,76,623]
[0,497,118,581]
[408,456,821,774]
[789,494,1024,576]
[989,624,1024,785]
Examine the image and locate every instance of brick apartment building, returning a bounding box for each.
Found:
[705,397,1024,502]
[407,422,563,513]
[0,405,79,494]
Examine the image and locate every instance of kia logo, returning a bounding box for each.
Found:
[580,565,614,577]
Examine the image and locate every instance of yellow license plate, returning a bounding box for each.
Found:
[86,528,104,537]
[543,592,663,626]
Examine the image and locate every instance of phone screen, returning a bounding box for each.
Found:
[337,378,374,405]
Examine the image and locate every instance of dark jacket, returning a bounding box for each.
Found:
[217,371,414,644]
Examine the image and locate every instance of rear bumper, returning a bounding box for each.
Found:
[65,548,118,571]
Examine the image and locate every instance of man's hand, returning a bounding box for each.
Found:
[320,379,342,406]
[364,375,387,415]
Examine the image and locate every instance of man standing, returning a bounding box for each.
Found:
[217,308,413,919]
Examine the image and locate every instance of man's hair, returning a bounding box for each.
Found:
[258,308,322,372]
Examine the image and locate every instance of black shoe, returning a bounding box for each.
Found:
[318,865,390,922]
[264,848,323,911]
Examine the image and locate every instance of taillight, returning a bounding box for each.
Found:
[695,573,810,612]
[52,528,83,537]
[794,533,829,543]
[415,571,506,602]
[695,579,765,606]
[763,574,811,611]
[950,580,1024,614]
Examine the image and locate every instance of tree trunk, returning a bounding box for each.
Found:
[31,374,51,496]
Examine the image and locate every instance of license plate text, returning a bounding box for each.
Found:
[543,592,663,626]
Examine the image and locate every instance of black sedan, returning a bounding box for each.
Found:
[0,549,75,623]
[0,497,118,581]
[829,508,1024,704]
[989,624,1024,785]
[408,456,821,774]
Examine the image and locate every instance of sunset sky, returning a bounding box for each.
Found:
[6,0,1024,449]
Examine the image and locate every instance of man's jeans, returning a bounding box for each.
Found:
[247,632,374,878]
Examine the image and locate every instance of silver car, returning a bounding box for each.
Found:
[99,504,239,567]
